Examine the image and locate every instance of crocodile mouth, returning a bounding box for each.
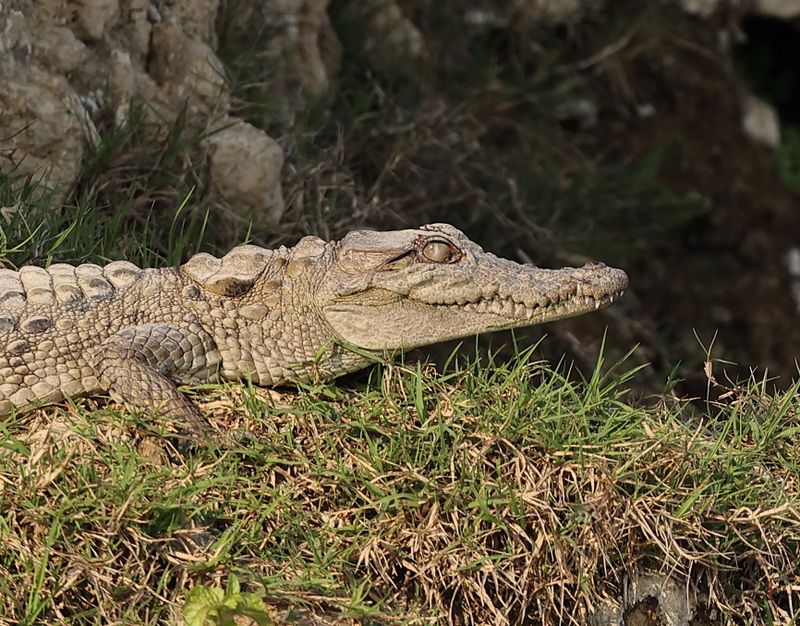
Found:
[325,264,629,350]
[415,263,629,322]
[433,288,626,321]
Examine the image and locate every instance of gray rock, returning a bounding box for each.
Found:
[206,119,286,228]
[0,0,288,223]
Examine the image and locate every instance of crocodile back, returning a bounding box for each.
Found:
[0,261,145,415]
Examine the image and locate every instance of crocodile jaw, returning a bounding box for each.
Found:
[323,263,628,351]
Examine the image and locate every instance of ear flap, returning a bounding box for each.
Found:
[182,245,274,296]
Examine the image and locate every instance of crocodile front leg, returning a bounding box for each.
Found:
[93,323,221,440]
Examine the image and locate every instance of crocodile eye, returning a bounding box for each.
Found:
[422,241,457,263]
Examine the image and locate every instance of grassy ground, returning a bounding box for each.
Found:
[3,2,800,624]
[2,175,799,623]
[0,347,799,625]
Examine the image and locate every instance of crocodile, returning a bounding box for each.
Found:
[0,224,627,439]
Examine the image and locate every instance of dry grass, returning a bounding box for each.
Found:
[1,353,799,625]
[2,2,798,624]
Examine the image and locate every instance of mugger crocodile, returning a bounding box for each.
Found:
[0,224,628,439]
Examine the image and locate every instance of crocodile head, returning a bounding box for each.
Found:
[316,223,628,351]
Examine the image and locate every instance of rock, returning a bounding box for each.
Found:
[0,67,96,193]
[589,572,697,626]
[680,0,800,17]
[0,10,31,58]
[785,247,800,313]
[678,0,721,16]
[289,0,342,98]
[147,21,230,120]
[556,98,599,130]
[221,0,341,112]
[741,92,781,148]
[71,0,120,43]
[753,0,800,18]
[122,0,153,61]
[271,0,341,99]
[0,0,286,224]
[360,0,425,66]
[159,0,221,45]
[107,49,137,126]
[32,26,88,73]
[205,119,285,227]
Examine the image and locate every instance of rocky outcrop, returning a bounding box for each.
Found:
[0,0,285,225]
[0,0,441,225]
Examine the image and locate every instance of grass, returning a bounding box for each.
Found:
[2,2,799,623]
[0,346,799,625]
[0,173,213,273]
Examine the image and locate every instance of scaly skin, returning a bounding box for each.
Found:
[0,224,628,439]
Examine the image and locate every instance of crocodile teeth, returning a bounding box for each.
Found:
[443,287,624,317]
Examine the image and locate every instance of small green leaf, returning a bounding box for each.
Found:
[182,587,225,626]
[182,577,273,626]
